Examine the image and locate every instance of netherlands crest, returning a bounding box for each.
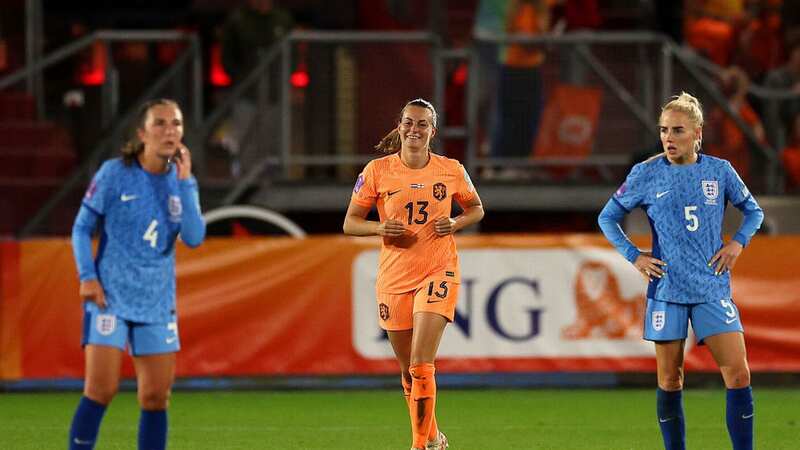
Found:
[702,180,718,205]
[168,195,182,222]
[379,303,390,321]
[96,314,117,336]
[652,311,665,331]
[433,182,447,201]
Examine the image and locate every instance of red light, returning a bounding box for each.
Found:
[80,69,105,86]
[290,70,309,88]
[209,43,231,87]
[453,63,467,86]
[79,41,107,86]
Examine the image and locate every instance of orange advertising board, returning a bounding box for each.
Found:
[2,235,799,381]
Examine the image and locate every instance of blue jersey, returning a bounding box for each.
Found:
[598,154,763,304]
[72,158,205,323]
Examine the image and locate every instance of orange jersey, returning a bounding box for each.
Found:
[351,153,477,293]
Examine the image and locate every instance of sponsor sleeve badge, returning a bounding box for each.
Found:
[353,173,365,194]
[84,179,98,200]
[614,182,627,198]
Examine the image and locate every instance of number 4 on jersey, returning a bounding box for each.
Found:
[143,219,159,248]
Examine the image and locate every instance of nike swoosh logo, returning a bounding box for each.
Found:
[725,317,738,324]
[426,298,443,304]
[166,337,177,344]
[741,413,754,419]
[387,190,401,197]
[658,417,674,423]
[120,194,138,202]
[656,191,670,199]
[73,438,94,445]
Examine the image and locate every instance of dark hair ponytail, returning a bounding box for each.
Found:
[121,98,180,165]
[374,98,437,154]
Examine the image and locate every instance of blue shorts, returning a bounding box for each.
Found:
[644,298,744,344]
[82,302,180,356]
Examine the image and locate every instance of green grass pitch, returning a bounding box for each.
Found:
[1,389,798,449]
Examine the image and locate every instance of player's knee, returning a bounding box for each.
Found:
[84,383,118,405]
[657,373,684,391]
[138,388,171,410]
[721,365,751,389]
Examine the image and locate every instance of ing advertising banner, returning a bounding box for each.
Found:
[353,248,659,359]
[2,235,800,380]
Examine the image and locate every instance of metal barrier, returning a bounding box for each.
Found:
[200,30,446,206]
[207,30,786,197]
[5,29,796,235]
[0,30,203,237]
[203,205,307,238]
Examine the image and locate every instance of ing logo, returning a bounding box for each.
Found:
[561,261,644,340]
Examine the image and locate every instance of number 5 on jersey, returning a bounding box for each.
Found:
[143,219,159,248]
[684,206,699,232]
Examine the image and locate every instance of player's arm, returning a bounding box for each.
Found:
[598,198,665,282]
[173,144,205,247]
[435,193,484,236]
[708,198,763,275]
[71,205,106,308]
[343,201,405,237]
[178,177,205,248]
[709,166,764,274]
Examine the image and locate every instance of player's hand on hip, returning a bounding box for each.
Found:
[434,217,457,236]
[79,279,107,309]
[633,252,667,282]
[174,144,192,180]
[708,240,743,275]
[376,219,406,237]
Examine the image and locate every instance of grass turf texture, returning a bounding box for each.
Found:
[1,389,798,449]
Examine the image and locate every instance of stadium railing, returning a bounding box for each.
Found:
[0,30,203,237]
[6,29,794,235]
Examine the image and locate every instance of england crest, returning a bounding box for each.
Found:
[652,311,665,331]
[702,180,718,205]
[96,314,117,336]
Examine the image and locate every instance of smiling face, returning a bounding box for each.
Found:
[659,109,701,164]
[397,104,436,152]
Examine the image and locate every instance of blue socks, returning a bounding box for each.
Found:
[69,396,107,450]
[138,409,168,450]
[655,386,754,450]
[726,386,754,450]
[656,388,686,450]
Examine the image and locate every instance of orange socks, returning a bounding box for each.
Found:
[402,372,438,443]
[409,363,437,448]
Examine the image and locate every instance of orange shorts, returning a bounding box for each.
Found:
[376,275,460,331]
